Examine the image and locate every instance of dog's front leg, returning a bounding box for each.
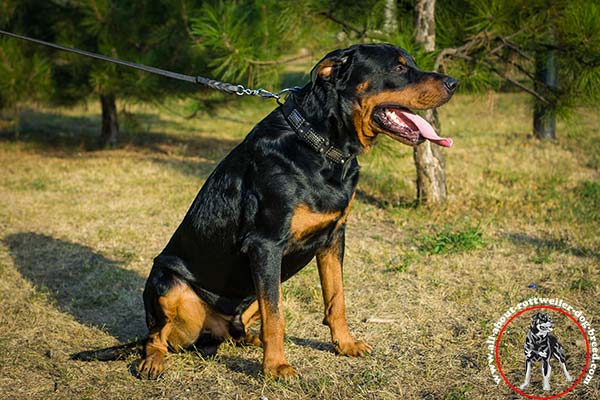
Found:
[317,231,372,356]
[542,360,552,391]
[520,360,532,390]
[247,241,297,379]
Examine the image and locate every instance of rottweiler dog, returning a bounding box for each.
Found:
[73,43,457,379]
[520,312,572,391]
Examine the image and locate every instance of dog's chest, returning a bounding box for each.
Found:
[289,205,343,241]
[280,205,345,281]
[288,192,354,241]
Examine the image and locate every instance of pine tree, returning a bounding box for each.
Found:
[1,0,205,147]
[435,0,600,140]
[0,1,54,136]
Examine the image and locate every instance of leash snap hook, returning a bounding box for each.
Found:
[235,85,246,96]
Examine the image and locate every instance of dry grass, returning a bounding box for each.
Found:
[0,92,598,400]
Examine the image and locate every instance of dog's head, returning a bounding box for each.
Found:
[530,312,554,336]
[308,43,457,149]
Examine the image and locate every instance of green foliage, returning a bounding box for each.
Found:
[0,38,51,109]
[190,1,287,88]
[575,180,600,221]
[384,251,420,273]
[1,0,204,106]
[444,384,474,400]
[571,277,595,291]
[436,0,600,113]
[578,181,600,206]
[2,0,598,126]
[530,248,552,265]
[419,225,485,255]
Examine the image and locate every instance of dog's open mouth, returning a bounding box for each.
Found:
[372,106,453,147]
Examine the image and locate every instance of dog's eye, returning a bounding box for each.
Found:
[392,64,408,74]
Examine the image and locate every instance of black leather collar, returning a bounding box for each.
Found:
[281,99,355,165]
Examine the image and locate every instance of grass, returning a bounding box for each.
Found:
[418,225,485,255]
[0,92,599,399]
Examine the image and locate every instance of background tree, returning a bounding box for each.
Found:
[435,0,600,140]
[0,1,53,136]
[1,0,205,147]
[2,0,598,206]
[413,0,449,205]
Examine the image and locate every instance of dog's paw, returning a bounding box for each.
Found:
[263,362,298,380]
[238,333,262,347]
[335,340,372,357]
[565,373,573,382]
[519,383,529,390]
[543,382,551,391]
[137,353,166,380]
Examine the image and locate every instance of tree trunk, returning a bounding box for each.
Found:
[415,0,435,52]
[13,104,21,139]
[100,93,119,147]
[413,0,447,205]
[383,0,398,35]
[533,48,557,140]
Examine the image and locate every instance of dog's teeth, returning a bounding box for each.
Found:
[384,109,402,125]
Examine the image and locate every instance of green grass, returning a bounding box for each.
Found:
[0,93,599,399]
[418,225,485,255]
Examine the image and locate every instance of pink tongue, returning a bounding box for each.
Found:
[398,111,453,147]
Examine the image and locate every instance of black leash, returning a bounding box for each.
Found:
[0,29,355,172]
[0,29,299,100]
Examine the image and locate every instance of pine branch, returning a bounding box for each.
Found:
[494,53,536,82]
[246,53,311,66]
[492,36,532,60]
[90,0,105,23]
[180,0,203,45]
[318,10,367,38]
[434,33,551,104]
[434,32,487,71]
[455,52,550,104]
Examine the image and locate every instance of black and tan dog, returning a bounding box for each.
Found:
[520,312,572,391]
[73,43,457,379]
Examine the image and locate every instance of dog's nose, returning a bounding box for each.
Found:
[443,77,458,93]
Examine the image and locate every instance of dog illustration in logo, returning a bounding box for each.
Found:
[520,312,572,391]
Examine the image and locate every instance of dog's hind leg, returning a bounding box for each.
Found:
[560,361,572,382]
[542,360,552,391]
[520,360,532,390]
[139,265,211,379]
[235,300,262,347]
[555,352,572,383]
[553,341,572,382]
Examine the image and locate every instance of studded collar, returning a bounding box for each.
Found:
[280,99,355,165]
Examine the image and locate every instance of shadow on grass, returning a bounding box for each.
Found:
[4,232,147,341]
[355,189,417,210]
[0,107,246,178]
[218,336,333,376]
[289,336,335,353]
[218,355,262,376]
[0,108,241,157]
[506,232,600,261]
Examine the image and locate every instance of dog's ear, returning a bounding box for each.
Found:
[310,48,353,83]
[531,312,540,326]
